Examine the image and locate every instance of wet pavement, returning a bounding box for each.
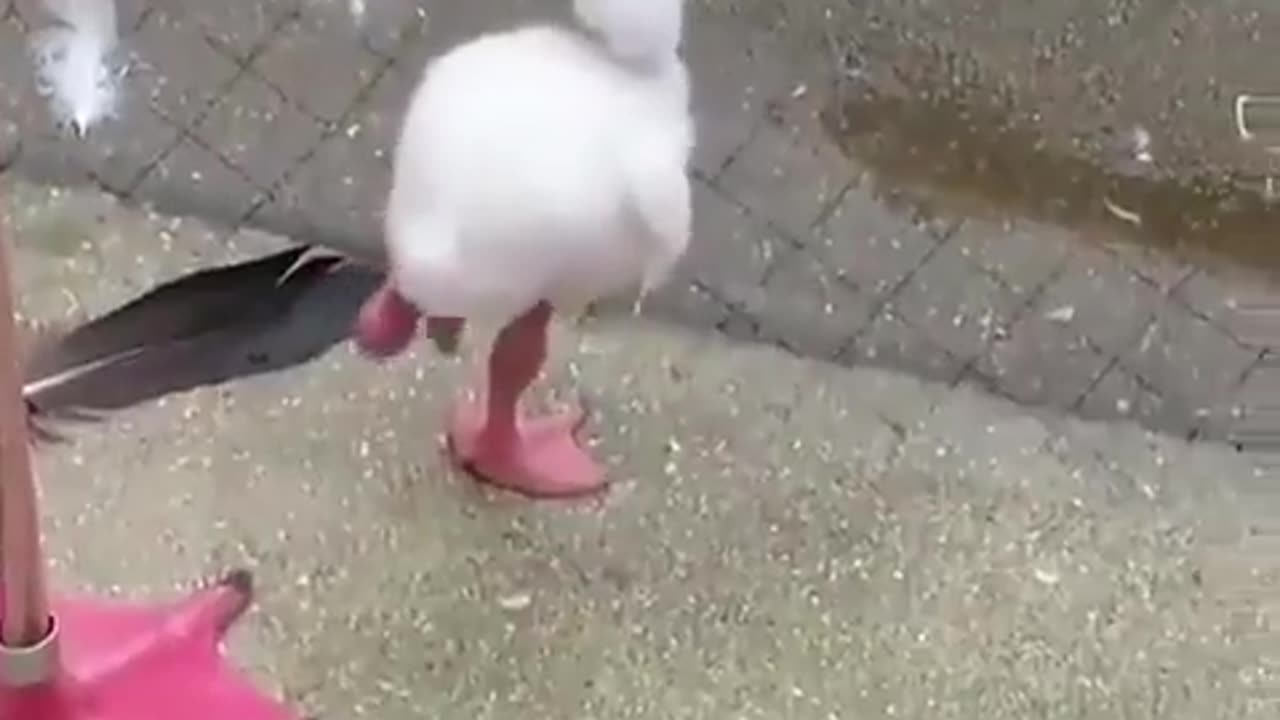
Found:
[3,0,1280,443]
[5,179,1280,719]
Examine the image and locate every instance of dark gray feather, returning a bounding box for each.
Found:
[22,245,383,441]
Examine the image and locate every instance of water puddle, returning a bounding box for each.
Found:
[820,81,1280,286]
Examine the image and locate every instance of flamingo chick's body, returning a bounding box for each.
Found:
[355,0,693,498]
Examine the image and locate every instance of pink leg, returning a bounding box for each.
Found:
[355,282,465,358]
[355,283,420,359]
[447,302,605,498]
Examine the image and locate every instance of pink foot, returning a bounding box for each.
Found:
[0,570,292,720]
[355,285,420,359]
[446,401,605,499]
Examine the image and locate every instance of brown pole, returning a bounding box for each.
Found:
[0,200,50,648]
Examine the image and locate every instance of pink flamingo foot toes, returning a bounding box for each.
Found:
[446,404,605,499]
[0,569,292,720]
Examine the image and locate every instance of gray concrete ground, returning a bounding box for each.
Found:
[6,177,1280,718]
[3,0,1280,446]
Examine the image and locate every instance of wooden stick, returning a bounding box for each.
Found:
[0,203,50,648]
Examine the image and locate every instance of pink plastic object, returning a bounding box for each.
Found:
[0,202,295,719]
[0,573,293,719]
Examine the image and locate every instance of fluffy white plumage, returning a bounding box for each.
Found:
[348,0,367,25]
[383,0,694,327]
[28,0,122,136]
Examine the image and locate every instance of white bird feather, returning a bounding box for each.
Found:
[348,0,367,25]
[28,0,122,137]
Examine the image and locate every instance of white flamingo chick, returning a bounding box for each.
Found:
[354,0,694,498]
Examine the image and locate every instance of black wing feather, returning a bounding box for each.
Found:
[22,245,383,440]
